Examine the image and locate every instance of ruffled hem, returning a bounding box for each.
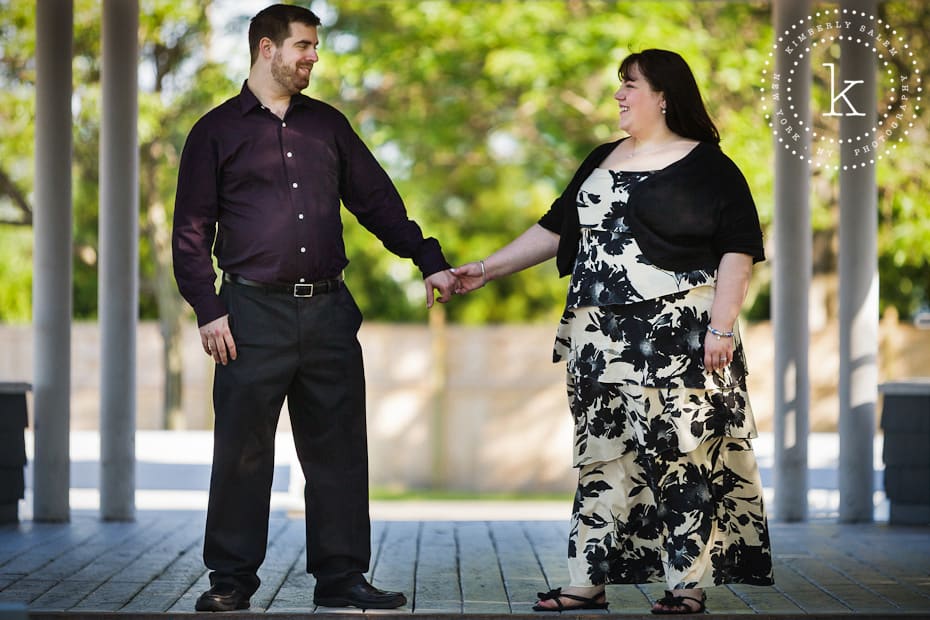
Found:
[568,379,758,467]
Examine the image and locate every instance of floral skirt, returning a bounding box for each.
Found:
[568,437,774,589]
[554,285,773,588]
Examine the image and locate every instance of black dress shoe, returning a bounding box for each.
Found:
[195,583,251,612]
[314,580,407,609]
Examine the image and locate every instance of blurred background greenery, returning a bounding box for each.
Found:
[0,1,927,321]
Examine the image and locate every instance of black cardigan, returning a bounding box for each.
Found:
[538,138,765,276]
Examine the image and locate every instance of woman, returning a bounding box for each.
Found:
[453,49,774,614]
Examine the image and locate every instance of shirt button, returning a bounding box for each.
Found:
[292,182,298,188]
[300,247,306,253]
[298,213,304,219]
[286,152,293,158]
[282,122,287,127]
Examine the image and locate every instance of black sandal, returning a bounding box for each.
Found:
[651,590,707,615]
[533,587,609,612]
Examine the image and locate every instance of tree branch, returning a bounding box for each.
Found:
[0,166,33,226]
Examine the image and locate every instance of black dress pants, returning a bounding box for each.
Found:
[204,281,370,595]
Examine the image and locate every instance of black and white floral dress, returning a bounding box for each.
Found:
[553,168,774,590]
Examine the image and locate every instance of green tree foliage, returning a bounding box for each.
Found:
[309,0,782,323]
[876,2,930,318]
[0,0,927,328]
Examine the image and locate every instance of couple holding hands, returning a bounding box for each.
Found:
[172,4,773,615]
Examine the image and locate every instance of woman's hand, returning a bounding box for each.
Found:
[450,261,488,294]
[704,327,734,372]
[705,252,753,373]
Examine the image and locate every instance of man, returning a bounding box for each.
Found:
[172,4,457,612]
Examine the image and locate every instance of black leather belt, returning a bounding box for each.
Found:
[224,273,343,297]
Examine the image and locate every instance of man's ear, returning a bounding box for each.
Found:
[259,36,275,60]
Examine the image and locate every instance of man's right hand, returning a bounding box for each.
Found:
[200,314,237,365]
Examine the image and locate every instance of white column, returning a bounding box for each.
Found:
[838,0,878,523]
[32,0,74,523]
[99,0,139,521]
[772,0,811,522]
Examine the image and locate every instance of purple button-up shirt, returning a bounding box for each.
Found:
[172,82,450,326]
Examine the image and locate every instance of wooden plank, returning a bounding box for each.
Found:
[367,520,386,585]
[54,518,184,612]
[263,547,313,613]
[771,563,851,613]
[24,521,153,582]
[109,514,204,585]
[727,583,805,614]
[820,583,900,613]
[164,567,210,613]
[0,519,102,576]
[3,514,930,616]
[488,522,548,614]
[120,521,206,612]
[412,521,459,614]
[704,585,757,614]
[14,520,161,610]
[0,521,85,569]
[866,582,930,612]
[456,521,509,615]
[367,521,417,614]
[249,519,306,612]
[67,517,176,584]
[600,584,653,614]
[0,579,58,605]
[162,516,289,614]
[520,520,569,590]
[67,580,148,613]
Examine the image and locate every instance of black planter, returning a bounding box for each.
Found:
[880,380,930,525]
[0,383,29,524]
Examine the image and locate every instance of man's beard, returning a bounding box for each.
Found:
[271,51,309,94]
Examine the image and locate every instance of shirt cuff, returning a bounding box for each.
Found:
[193,295,228,327]
[415,237,452,278]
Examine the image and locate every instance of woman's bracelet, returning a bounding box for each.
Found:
[479,259,487,284]
[707,325,734,340]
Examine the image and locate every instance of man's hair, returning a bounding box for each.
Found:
[249,4,321,66]
[619,49,720,145]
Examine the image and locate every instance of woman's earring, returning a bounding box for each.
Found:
[661,107,666,114]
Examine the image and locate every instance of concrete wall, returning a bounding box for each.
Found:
[2,318,929,491]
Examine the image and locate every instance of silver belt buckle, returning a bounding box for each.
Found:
[293,283,314,297]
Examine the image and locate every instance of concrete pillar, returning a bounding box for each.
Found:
[771,0,811,522]
[838,0,878,523]
[32,0,74,523]
[99,0,139,521]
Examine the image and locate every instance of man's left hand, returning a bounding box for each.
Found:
[425,269,459,308]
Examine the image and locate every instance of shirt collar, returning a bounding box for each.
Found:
[237,80,314,116]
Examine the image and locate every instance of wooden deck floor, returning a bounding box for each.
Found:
[1,511,929,618]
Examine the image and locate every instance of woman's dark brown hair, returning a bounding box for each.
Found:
[619,49,720,145]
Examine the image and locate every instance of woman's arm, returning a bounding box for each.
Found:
[705,252,753,372]
[453,224,560,294]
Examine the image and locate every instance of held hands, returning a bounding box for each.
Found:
[424,269,459,308]
[424,260,489,307]
[449,260,488,295]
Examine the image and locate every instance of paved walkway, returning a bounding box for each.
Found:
[1,510,929,618]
